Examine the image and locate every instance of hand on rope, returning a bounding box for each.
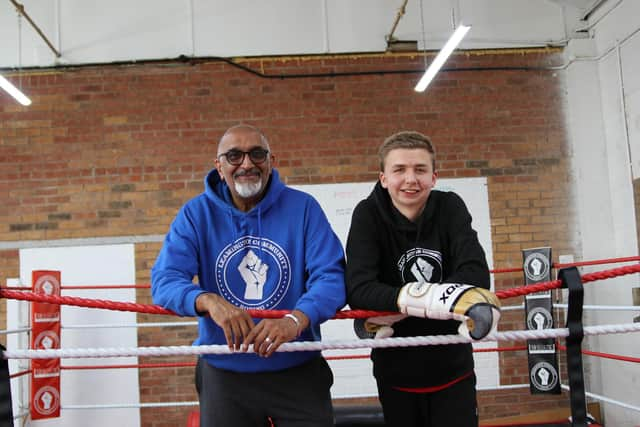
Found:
[353,313,408,339]
[195,292,255,351]
[397,282,501,340]
[242,310,308,358]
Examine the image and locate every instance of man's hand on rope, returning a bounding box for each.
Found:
[242,310,309,358]
[397,282,501,340]
[195,292,255,351]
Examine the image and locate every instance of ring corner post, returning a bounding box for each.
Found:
[558,266,587,427]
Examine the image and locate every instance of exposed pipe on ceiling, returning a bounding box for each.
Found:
[9,0,61,58]
[577,0,623,32]
[0,51,558,80]
[322,0,330,53]
[188,0,195,57]
[581,0,610,21]
[616,40,634,179]
[386,0,409,42]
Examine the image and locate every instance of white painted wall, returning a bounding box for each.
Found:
[13,245,140,426]
[563,1,640,425]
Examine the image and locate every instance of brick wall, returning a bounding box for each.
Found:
[0,49,578,425]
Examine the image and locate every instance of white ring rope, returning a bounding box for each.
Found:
[63,401,199,410]
[27,385,535,412]
[561,384,640,413]
[555,303,640,311]
[24,383,640,415]
[501,303,640,312]
[56,386,533,410]
[0,327,31,335]
[477,384,530,391]
[39,384,640,415]
[61,321,198,330]
[4,322,640,360]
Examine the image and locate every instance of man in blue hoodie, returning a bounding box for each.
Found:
[152,124,346,427]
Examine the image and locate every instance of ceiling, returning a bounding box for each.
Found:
[547,0,604,18]
[0,0,619,69]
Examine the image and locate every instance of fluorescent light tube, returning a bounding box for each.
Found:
[414,24,471,93]
[0,74,32,106]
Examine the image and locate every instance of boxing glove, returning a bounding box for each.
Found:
[397,282,501,340]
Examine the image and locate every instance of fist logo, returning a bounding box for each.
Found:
[239,249,269,300]
[41,336,53,349]
[533,312,546,330]
[34,386,60,416]
[537,367,550,386]
[411,257,433,283]
[42,280,53,295]
[40,391,53,410]
[531,361,558,392]
[529,258,542,276]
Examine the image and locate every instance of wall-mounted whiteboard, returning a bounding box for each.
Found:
[292,178,498,398]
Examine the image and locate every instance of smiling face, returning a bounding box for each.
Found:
[215,125,274,212]
[379,147,437,222]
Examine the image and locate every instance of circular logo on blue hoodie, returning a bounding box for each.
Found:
[215,236,291,309]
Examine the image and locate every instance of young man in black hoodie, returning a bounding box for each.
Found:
[345,131,500,426]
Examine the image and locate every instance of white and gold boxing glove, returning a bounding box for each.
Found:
[397,282,501,340]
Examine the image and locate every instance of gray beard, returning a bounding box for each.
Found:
[235,180,263,198]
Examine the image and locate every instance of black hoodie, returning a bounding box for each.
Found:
[345,182,490,387]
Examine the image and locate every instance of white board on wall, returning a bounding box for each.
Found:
[17,244,140,426]
[292,178,498,398]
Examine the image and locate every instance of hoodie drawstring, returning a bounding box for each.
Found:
[257,206,264,258]
[226,209,237,242]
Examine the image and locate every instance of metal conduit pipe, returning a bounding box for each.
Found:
[9,0,61,58]
[386,0,409,43]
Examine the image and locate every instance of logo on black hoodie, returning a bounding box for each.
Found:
[397,248,443,283]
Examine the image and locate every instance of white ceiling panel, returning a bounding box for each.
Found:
[0,0,622,68]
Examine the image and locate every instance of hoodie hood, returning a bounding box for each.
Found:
[370,180,440,231]
[202,167,286,246]
[204,167,285,215]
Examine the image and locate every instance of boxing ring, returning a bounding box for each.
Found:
[2,256,640,426]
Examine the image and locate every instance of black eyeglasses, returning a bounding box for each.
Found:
[218,148,270,166]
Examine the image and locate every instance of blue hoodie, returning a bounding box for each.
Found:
[151,168,346,372]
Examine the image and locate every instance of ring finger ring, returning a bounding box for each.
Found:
[265,337,271,343]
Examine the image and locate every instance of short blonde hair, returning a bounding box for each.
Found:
[378,131,435,171]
